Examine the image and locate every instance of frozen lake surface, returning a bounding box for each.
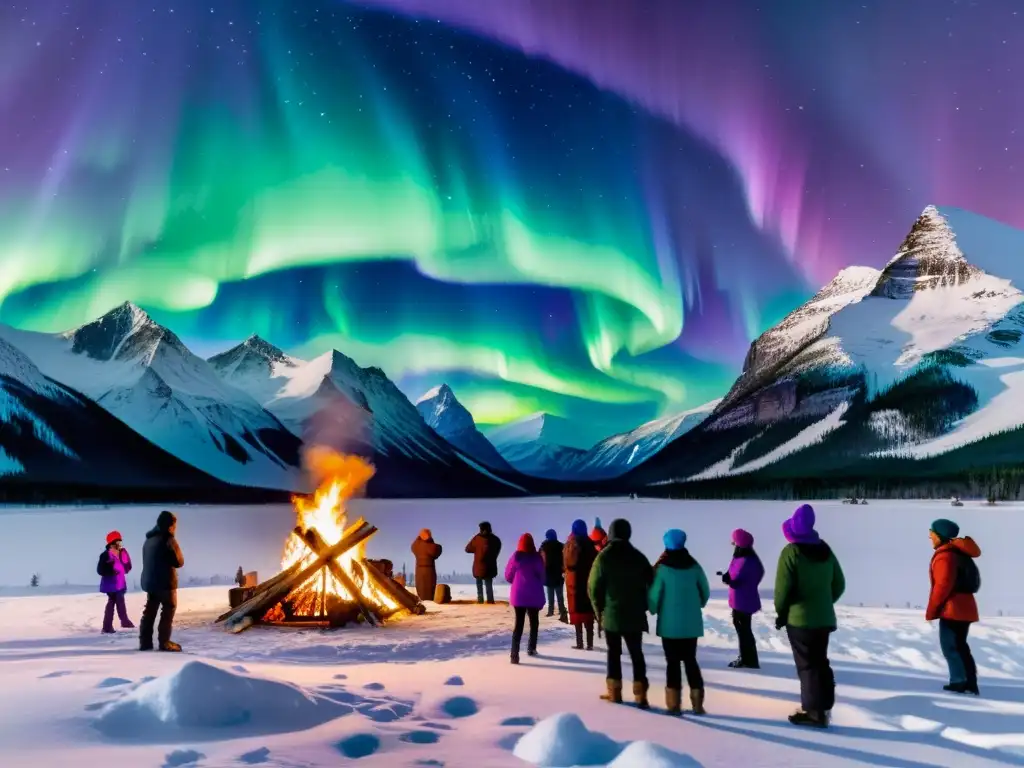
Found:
[0,496,1018,613]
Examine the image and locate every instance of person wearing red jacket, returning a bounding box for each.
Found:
[926,518,982,695]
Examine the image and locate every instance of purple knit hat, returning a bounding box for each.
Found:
[782,504,820,544]
[731,528,754,548]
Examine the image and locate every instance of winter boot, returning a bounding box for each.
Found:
[788,710,828,729]
[546,607,555,618]
[559,610,569,624]
[158,640,182,653]
[572,624,584,650]
[510,650,520,665]
[633,680,650,710]
[585,623,595,651]
[665,688,682,716]
[101,627,116,635]
[689,688,706,715]
[600,679,623,703]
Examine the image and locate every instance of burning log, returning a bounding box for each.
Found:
[363,559,426,615]
[217,522,377,632]
[301,527,380,627]
[217,454,425,632]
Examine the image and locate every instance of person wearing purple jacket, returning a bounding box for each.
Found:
[719,528,764,669]
[505,533,546,664]
[97,530,135,634]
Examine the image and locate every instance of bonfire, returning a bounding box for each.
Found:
[216,450,424,632]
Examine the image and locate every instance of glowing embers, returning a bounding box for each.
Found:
[216,453,423,632]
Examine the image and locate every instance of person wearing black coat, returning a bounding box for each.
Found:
[465,521,502,604]
[539,529,568,622]
[139,510,185,652]
[411,528,443,601]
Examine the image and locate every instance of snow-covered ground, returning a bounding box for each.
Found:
[2,497,1023,767]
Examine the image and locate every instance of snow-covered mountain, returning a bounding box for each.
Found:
[0,303,303,491]
[208,340,522,497]
[415,385,513,472]
[630,205,1024,487]
[0,334,233,493]
[481,404,718,480]
[577,399,719,478]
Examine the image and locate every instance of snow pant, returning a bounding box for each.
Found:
[732,609,759,666]
[512,607,540,656]
[415,566,437,601]
[787,626,835,713]
[574,621,595,649]
[475,578,494,604]
[140,589,177,648]
[939,619,977,687]
[102,590,132,632]
[545,583,566,616]
[662,637,703,690]
[605,630,647,685]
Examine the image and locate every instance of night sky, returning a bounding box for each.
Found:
[0,1,1019,434]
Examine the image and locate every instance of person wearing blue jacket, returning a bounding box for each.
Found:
[648,528,710,716]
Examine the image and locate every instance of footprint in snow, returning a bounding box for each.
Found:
[163,748,205,767]
[363,682,385,691]
[422,722,454,731]
[500,716,536,727]
[97,677,132,689]
[335,733,381,759]
[443,676,464,686]
[333,673,348,680]
[39,670,72,679]
[399,730,441,745]
[237,746,271,764]
[439,696,479,719]
[231,665,248,674]
[415,761,445,767]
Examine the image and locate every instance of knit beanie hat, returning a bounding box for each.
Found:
[931,518,960,541]
[663,529,687,550]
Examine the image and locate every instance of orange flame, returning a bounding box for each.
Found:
[279,450,397,616]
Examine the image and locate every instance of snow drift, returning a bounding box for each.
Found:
[513,712,702,767]
[92,661,347,741]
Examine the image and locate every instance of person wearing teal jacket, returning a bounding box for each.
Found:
[648,529,710,716]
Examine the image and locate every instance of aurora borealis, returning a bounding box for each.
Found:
[1,2,1020,434]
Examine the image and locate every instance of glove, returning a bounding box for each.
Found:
[721,572,732,586]
[774,616,786,631]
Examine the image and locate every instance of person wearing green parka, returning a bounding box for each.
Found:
[648,528,710,716]
[588,518,654,708]
[774,504,846,730]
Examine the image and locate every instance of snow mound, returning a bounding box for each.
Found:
[512,712,619,766]
[608,741,703,767]
[513,713,702,767]
[92,661,346,741]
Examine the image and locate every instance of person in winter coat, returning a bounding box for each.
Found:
[774,504,846,729]
[98,530,135,634]
[505,533,546,664]
[590,517,609,636]
[648,529,710,716]
[411,529,442,601]
[590,517,608,550]
[721,528,765,669]
[465,521,502,604]
[588,518,654,708]
[539,529,567,621]
[139,510,185,652]
[564,519,597,650]
[927,518,982,695]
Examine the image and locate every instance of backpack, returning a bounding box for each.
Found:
[954,552,981,595]
[97,551,115,578]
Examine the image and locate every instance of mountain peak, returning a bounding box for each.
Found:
[68,301,178,363]
[416,383,455,405]
[416,383,475,434]
[872,205,979,299]
[241,334,292,363]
